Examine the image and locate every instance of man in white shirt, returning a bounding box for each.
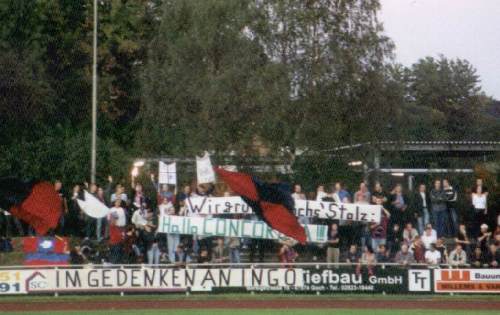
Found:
[421,226,437,249]
[425,244,441,266]
[108,199,126,227]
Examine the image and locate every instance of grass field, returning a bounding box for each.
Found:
[3,310,499,315]
[1,293,500,302]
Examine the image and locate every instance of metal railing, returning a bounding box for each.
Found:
[0,262,471,270]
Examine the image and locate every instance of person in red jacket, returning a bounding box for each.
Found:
[108,213,124,264]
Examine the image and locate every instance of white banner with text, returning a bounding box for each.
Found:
[186,197,381,223]
[3,268,302,294]
[157,215,328,243]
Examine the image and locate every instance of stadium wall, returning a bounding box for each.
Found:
[0,264,498,295]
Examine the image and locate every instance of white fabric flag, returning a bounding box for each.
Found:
[77,190,110,219]
[159,161,177,185]
[196,152,215,184]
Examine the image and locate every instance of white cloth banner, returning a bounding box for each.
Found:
[7,268,303,294]
[196,152,215,184]
[77,191,110,219]
[186,197,381,223]
[159,161,177,185]
[157,215,328,243]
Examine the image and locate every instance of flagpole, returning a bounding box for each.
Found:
[91,0,98,184]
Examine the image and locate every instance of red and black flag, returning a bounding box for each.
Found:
[0,178,62,235]
[215,168,307,244]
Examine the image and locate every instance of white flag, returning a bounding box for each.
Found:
[159,161,177,185]
[77,191,110,219]
[196,152,215,184]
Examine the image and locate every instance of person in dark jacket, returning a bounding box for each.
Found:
[484,244,500,268]
[412,184,431,235]
[443,179,459,237]
[470,246,487,267]
[430,180,448,238]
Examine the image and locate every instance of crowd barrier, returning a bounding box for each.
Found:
[0,263,498,295]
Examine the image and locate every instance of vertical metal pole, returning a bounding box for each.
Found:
[91,0,98,184]
[373,149,381,182]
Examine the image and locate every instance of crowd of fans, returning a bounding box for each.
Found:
[0,174,499,268]
[321,178,499,269]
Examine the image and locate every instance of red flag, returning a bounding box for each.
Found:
[215,168,306,244]
[1,179,62,235]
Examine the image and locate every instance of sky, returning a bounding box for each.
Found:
[378,0,500,99]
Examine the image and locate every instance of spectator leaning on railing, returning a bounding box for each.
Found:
[394,244,416,265]
[448,244,467,266]
[424,243,441,266]
[357,245,376,276]
[212,238,230,263]
[278,240,298,266]
[376,244,390,263]
[470,246,487,267]
[411,236,426,263]
[345,244,360,264]
[403,223,419,246]
[485,243,499,267]
[421,225,437,250]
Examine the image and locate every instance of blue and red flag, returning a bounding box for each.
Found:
[215,168,307,244]
[23,237,69,266]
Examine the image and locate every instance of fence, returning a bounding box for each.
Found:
[0,263,498,295]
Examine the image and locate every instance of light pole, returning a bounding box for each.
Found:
[91,0,98,184]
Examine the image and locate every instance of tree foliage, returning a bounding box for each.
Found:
[0,0,496,187]
[398,56,497,140]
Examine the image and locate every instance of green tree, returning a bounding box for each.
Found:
[403,56,492,140]
[252,0,397,157]
[139,0,277,156]
[96,0,161,146]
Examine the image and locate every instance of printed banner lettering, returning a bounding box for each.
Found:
[187,197,381,223]
[157,215,328,243]
[15,268,302,293]
[434,269,500,293]
[0,270,33,294]
[3,266,500,295]
[283,267,408,293]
